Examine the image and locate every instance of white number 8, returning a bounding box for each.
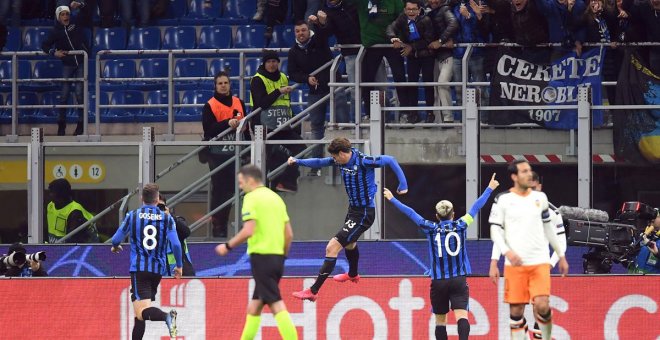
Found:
[435,231,461,257]
[143,225,158,250]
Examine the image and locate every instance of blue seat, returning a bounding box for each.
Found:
[127,27,161,50]
[155,0,188,25]
[235,25,266,49]
[88,91,109,119]
[290,89,308,115]
[271,25,295,48]
[5,27,22,51]
[163,26,197,50]
[6,92,38,123]
[23,28,52,51]
[0,60,31,92]
[280,59,288,74]
[93,28,127,53]
[101,59,137,90]
[177,90,211,120]
[132,58,168,90]
[0,93,8,124]
[223,0,256,19]
[244,58,261,76]
[138,90,176,122]
[198,26,232,49]
[184,0,220,24]
[105,90,143,122]
[33,91,63,123]
[31,60,64,92]
[174,58,208,90]
[209,58,240,77]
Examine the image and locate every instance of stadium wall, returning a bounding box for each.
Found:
[1,276,658,339]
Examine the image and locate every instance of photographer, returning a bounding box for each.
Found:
[160,196,195,276]
[629,209,660,274]
[2,243,47,277]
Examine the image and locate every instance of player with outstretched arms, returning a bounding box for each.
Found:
[489,160,568,340]
[384,173,500,340]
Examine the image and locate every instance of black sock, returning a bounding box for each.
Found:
[435,325,447,340]
[457,318,470,340]
[141,307,168,322]
[310,257,337,294]
[132,318,145,340]
[345,246,360,277]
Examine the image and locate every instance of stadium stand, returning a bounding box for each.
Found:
[177,90,210,121]
[0,60,31,92]
[126,27,161,50]
[22,27,51,51]
[198,25,233,49]
[105,90,143,122]
[4,27,22,52]
[163,26,197,50]
[93,28,127,54]
[174,58,208,90]
[234,25,266,49]
[101,59,137,91]
[133,58,169,91]
[139,90,175,122]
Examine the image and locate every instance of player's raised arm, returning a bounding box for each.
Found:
[364,155,408,194]
[288,155,334,168]
[384,188,429,227]
[464,173,499,224]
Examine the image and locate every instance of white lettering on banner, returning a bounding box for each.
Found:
[500,82,542,103]
[428,297,490,338]
[497,54,516,77]
[584,54,602,76]
[327,296,388,340]
[603,294,658,340]
[119,280,206,340]
[388,279,425,340]
[497,53,601,82]
[253,278,317,340]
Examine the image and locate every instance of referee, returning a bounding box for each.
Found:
[216,165,297,340]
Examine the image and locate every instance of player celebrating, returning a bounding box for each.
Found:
[215,165,297,340]
[489,160,568,340]
[287,137,408,301]
[110,183,183,340]
[384,173,499,340]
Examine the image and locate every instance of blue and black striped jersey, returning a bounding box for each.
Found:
[111,205,182,276]
[296,148,408,208]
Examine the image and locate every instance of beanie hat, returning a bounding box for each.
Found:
[435,200,454,218]
[48,178,72,197]
[262,50,280,64]
[55,6,70,19]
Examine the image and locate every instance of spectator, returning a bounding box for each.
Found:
[426,0,458,124]
[41,6,88,136]
[120,0,151,28]
[56,0,94,28]
[489,0,550,63]
[249,50,304,193]
[387,0,436,124]
[3,243,48,277]
[451,0,488,115]
[354,0,410,121]
[264,0,289,41]
[0,0,21,27]
[202,71,249,238]
[159,195,196,276]
[253,0,266,21]
[46,178,99,243]
[0,23,6,51]
[294,0,322,22]
[97,0,118,27]
[288,20,349,169]
[535,0,586,60]
[622,0,660,75]
[309,0,362,123]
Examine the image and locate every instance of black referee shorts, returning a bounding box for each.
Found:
[250,254,285,304]
[334,206,375,247]
[430,276,470,315]
[130,271,162,302]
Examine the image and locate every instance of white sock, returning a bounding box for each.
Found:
[536,312,553,340]
[510,316,528,340]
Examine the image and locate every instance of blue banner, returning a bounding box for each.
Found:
[489,47,604,129]
[2,241,625,277]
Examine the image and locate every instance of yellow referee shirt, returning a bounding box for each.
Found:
[242,186,290,255]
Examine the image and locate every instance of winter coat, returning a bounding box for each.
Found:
[41,20,88,67]
[287,31,334,94]
[426,2,459,60]
[386,13,437,58]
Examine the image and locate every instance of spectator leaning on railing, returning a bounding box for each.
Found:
[535,0,586,60]
[489,0,550,63]
[41,6,89,136]
[621,0,660,75]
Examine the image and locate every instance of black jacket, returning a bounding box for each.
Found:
[249,65,287,111]
[287,31,334,95]
[41,21,88,67]
[578,10,619,43]
[0,24,6,52]
[317,1,361,56]
[622,0,660,50]
[201,92,248,141]
[489,0,548,46]
[426,3,459,59]
[386,13,436,58]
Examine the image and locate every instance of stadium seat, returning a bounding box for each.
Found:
[101,59,137,90]
[174,58,208,90]
[198,26,232,49]
[0,60,31,92]
[5,27,22,51]
[184,0,220,24]
[271,25,295,48]
[209,58,240,77]
[290,89,308,115]
[105,90,143,122]
[31,60,64,92]
[244,58,261,76]
[177,90,211,120]
[155,0,188,25]
[5,92,38,123]
[127,27,162,50]
[88,91,109,118]
[280,59,288,74]
[234,25,266,49]
[93,28,127,53]
[22,27,52,51]
[139,90,176,122]
[0,93,8,124]
[133,58,168,90]
[163,26,197,50]
[33,91,64,123]
[223,0,256,19]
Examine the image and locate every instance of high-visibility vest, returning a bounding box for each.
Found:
[46,200,97,242]
[250,72,292,130]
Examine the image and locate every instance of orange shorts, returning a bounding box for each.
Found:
[504,264,551,304]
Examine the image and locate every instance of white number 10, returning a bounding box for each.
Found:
[435,231,461,257]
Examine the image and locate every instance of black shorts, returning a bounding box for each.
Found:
[430,276,470,315]
[130,271,162,302]
[334,206,375,247]
[250,254,285,304]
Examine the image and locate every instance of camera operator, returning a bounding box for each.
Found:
[159,195,195,276]
[2,243,47,277]
[629,209,660,274]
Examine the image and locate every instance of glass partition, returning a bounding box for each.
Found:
[0,145,29,243]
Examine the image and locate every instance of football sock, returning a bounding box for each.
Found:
[310,257,336,294]
[141,307,167,322]
[345,246,360,277]
[434,325,448,340]
[457,318,470,340]
[132,317,145,340]
[240,314,261,340]
[510,315,528,340]
[531,322,543,339]
[275,310,298,340]
[536,310,553,340]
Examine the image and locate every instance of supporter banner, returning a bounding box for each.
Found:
[614,51,660,164]
[489,48,604,129]
[1,276,658,339]
[6,241,617,277]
